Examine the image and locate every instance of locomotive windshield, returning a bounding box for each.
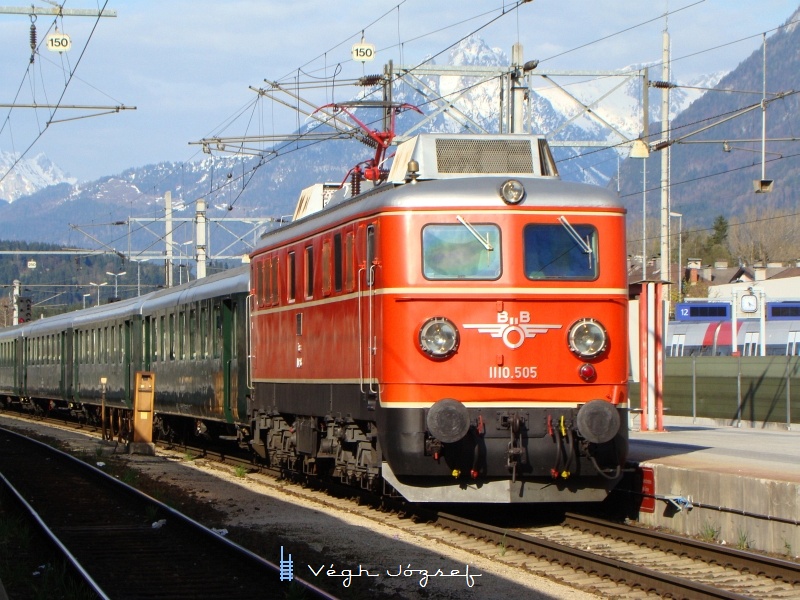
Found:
[422,223,501,280]
[524,223,598,280]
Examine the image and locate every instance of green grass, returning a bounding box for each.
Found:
[699,521,720,543]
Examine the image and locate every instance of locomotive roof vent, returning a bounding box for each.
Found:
[387,133,560,183]
[292,182,351,221]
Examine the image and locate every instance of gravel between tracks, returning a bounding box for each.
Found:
[0,414,601,600]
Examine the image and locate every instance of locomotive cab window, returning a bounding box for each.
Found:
[524,222,598,280]
[422,223,501,280]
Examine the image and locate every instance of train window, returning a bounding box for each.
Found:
[159,315,166,362]
[178,311,186,360]
[200,302,209,358]
[212,303,221,359]
[270,256,279,305]
[523,223,597,280]
[670,334,686,357]
[305,245,314,299]
[345,233,355,292]
[422,223,501,280]
[110,327,115,364]
[366,225,376,286]
[169,312,175,360]
[231,303,238,357]
[322,239,332,297]
[265,260,272,306]
[257,261,266,306]
[287,252,296,302]
[189,307,197,359]
[334,233,343,292]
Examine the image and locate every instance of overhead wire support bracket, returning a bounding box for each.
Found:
[0,6,117,17]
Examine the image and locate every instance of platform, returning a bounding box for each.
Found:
[627,417,800,557]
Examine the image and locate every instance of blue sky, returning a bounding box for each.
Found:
[0,0,797,182]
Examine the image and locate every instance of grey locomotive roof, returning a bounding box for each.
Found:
[255,175,622,251]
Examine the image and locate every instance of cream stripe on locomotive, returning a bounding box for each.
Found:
[251,286,629,316]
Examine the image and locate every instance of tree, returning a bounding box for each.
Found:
[728,205,800,265]
[708,215,728,248]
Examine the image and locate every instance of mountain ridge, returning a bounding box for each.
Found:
[5,28,786,250]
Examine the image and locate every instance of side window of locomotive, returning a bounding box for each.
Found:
[259,258,268,306]
[305,245,314,299]
[287,252,296,303]
[366,225,376,286]
[322,240,331,296]
[523,223,598,280]
[333,233,343,292]
[422,223,501,280]
[345,232,355,292]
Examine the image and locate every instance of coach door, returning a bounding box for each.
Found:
[14,337,24,398]
[221,298,236,423]
[359,224,378,396]
[62,329,73,400]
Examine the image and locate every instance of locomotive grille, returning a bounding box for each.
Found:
[435,138,534,174]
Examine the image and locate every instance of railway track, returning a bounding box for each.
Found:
[430,511,800,599]
[0,426,334,600]
[5,409,800,599]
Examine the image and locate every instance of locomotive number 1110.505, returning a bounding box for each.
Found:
[488,365,538,380]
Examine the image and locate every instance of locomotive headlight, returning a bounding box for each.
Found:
[499,179,525,204]
[568,318,608,359]
[419,317,459,358]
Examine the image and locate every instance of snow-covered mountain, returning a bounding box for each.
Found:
[393,36,725,185]
[0,34,725,244]
[0,151,76,203]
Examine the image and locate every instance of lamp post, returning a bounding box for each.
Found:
[89,282,108,304]
[106,271,127,300]
[175,241,192,285]
[132,260,148,296]
[670,211,682,301]
[82,293,91,309]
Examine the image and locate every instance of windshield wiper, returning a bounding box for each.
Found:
[558,216,592,254]
[456,215,493,250]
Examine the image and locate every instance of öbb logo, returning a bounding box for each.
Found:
[463,311,561,350]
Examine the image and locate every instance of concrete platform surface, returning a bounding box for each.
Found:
[627,417,800,557]
[629,418,800,484]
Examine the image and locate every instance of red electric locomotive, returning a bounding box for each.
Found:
[248,133,628,503]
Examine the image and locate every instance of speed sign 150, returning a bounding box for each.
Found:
[46,33,72,52]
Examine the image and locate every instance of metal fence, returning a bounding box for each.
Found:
[629,356,800,429]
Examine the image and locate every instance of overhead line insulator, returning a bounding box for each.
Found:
[650,81,676,89]
[29,22,36,63]
[358,74,384,86]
